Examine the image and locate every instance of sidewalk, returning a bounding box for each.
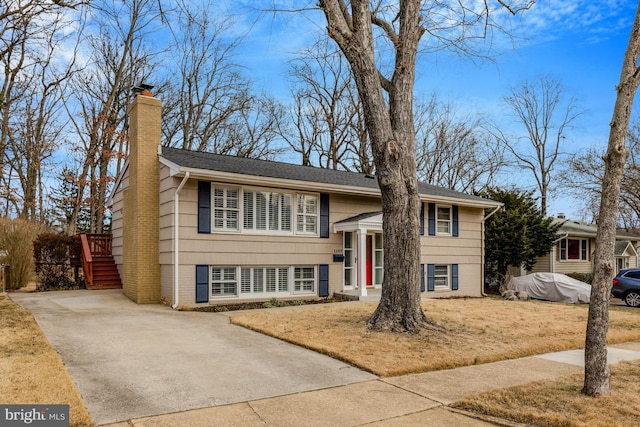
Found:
[102,342,640,427]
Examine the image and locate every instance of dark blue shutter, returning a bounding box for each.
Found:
[427,264,435,292]
[452,264,459,291]
[195,265,209,303]
[420,263,425,292]
[198,181,211,233]
[320,193,330,238]
[452,205,459,237]
[428,203,436,236]
[419,203,425,236]
[319,264,329,297]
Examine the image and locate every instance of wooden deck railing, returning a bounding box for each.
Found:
[85,234,112,256]
[77,234,112,286]
[80,234,94,286]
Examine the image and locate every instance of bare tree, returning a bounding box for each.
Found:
[318,0,531,332]
[223,95,287,160]
[564,124,640,229]
[65,0,159,233]
[415,96,505,193]
[283,38,373,172]
[0,0,85,180]
[584,3,640,397]
[160,3,251,152]
[0,0,82,219]
[496,75,582,216]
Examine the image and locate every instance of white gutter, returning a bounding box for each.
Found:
[481,205,503,297]
[172,171,190,309]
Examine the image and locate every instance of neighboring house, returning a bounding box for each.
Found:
[527,216,640,276]
[108,92,501,308]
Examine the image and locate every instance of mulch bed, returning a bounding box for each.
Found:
[184,296,350,312]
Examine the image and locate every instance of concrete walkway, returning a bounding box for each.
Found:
[98,343,640,427]
[11,290,640,426]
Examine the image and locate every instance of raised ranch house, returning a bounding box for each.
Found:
[108,92,501,308]
[526,216,640,276]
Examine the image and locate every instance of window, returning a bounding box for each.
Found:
[213,187,239,230]
[559,238,589,261]
[434,265,449,289]
[294,267,315,293]
[211,267,237,296]
[374,233,383,285]
[344,232,354,287]
[296,194,318,234]
[241,267,289,294]
[243,190,292,232]
[436,206,451,235]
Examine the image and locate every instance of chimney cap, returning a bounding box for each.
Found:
[557,213,566,219]
[132,83,154,96]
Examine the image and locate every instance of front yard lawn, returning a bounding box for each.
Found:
[230,297,640,377]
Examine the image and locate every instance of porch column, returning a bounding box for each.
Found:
[357,229,367,297]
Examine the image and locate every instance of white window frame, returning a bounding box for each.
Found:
[343,232,355,289]
[296,193,319,235]
[211,267,238,297]
[294,266,316,294]
[212,185,240,231]
[242,189,292,233]
[240,266,290,295]
[211,265,316,298]
[559,238,589,261]
[434,265,450,290]
[373,232,383,286]
[436,205,452,236]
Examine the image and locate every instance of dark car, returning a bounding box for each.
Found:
[612,268,640,307]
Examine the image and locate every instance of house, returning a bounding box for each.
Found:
[108,91,502,307]
[527,216,640,277]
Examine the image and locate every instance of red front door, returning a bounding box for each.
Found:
[366,235,373,286]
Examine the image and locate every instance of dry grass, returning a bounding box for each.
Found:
[0,294,94,427]
[454,360,640,427]
[230,297,640,377]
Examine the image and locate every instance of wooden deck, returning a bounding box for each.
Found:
[73,234,122,290]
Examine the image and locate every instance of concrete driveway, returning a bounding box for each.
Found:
[11,290,376,425]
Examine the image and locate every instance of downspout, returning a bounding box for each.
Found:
[481,205,502,297]
[172,171,190,309]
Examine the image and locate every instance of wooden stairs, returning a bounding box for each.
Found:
[72,234,122,290]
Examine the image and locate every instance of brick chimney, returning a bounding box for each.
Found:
[122,87,161,303]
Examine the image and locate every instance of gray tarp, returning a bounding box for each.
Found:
[507,273,591,304]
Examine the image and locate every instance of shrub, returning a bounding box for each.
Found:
[33,233,80,291]
[0,218,46,290]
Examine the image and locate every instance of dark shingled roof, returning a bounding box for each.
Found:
[335,211,382,224]
[160,147,497,204]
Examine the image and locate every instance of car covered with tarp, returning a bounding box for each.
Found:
[506,273,590,304]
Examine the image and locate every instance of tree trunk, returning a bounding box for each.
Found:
[584,2,640,396]
[320,0,427,332]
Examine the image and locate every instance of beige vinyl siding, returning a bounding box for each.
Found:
[554,260,593,275]
[530,253,551,274]
[110,168,129,277]
[159,165,177,303]
[630,253,638,268]
[420,206,484,297]
[170,183,378,307]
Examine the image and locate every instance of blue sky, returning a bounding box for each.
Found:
[220,1,638,221]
